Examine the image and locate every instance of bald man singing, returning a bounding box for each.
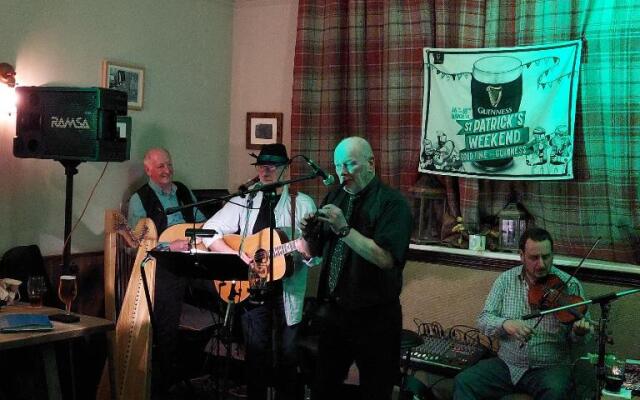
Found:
[300,137,413,400]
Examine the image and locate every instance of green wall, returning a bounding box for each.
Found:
[0,0,233,256]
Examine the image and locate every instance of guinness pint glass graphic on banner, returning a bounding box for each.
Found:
[471,56,523,171]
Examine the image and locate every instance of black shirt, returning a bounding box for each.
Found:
[315,177,413,310]
[250,191,283,298]
[252,192,281,234]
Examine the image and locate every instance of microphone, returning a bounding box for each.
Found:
[249,182,262,199]
[238,176,260,197]
[184,228,218,237]
[238,175,260,199]
[302,156,335,186]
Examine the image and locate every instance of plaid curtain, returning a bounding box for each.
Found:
[291,0,640,264]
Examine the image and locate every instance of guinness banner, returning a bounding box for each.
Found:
[420,41,581,180]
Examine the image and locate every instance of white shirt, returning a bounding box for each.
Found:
[202,185,316,325]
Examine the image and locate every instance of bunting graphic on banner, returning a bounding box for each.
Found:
[420,41,581,180]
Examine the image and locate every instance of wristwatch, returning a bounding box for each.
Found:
[337,225,351,238]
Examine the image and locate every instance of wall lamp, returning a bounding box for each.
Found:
[0,63,17,116]
[0,63,16,87]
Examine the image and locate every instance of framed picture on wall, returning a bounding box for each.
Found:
[246,112,283,150]
[101,60,145,110]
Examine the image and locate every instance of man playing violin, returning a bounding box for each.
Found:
[454,227,592,400]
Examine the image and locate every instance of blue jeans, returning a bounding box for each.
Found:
[241,295,300,400]
[453,357,573,400]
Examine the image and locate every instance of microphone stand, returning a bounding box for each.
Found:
[522,288,640,400]
[163,173,321,216]
[217,281,238,400]
[265,186,278,400]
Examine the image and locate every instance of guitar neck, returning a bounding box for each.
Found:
[273,238,302,258]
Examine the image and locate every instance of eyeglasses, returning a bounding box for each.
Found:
[334,160,359,172]
[255,164,278,172]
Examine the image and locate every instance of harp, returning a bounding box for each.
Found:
[99,210,158,400]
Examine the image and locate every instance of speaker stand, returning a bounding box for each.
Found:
[59,159,82,275]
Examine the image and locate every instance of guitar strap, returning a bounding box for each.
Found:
[290,188,298,240]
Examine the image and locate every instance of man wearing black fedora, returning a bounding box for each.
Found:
[202,143,317,400]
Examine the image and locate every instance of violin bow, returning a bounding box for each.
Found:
[545,236,601,303]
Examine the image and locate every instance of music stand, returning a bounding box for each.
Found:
[142,250,248,398]
[148,250,248,281]
[140,250,248,336]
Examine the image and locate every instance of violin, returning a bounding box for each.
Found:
[527,273,587,324]
[527,237,601,325]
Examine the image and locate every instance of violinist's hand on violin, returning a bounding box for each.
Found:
[503,320,534,342]
[572,318,591,336]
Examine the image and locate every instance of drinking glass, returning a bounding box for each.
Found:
[58,275,77,315]
[27,275,47,307]
[605,358,626,393]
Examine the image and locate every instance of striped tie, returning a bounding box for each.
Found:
[328,194,355,293]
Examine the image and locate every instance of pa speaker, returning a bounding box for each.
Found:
[13,86,130,162]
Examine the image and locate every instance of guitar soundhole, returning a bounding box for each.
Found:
[252,248,271,280]
[254,249,269,265]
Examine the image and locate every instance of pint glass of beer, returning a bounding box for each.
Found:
[27,275,47,307]
[58,275,78,315]
[471,56,523,171]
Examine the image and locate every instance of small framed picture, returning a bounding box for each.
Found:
[101,60,145,110]
[246,112,283,150]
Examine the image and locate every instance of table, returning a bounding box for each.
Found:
[0,304,115,400]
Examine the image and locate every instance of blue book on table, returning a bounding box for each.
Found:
[0,314,53,332]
